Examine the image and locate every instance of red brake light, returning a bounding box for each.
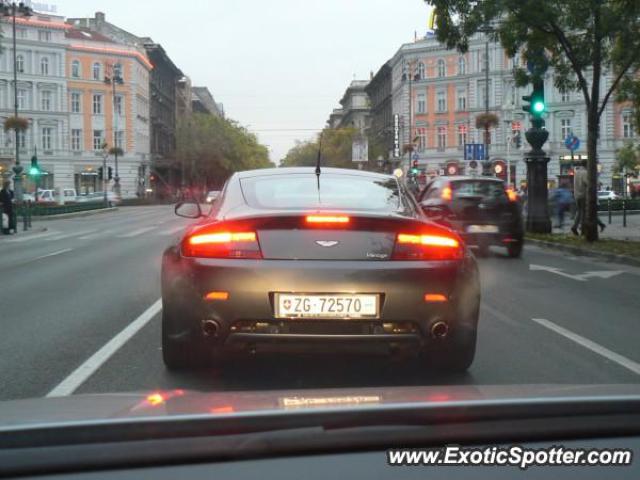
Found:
[306,215,350,224]
[183,230,261,258]
[506,188,518,202]
[393,232,463,260]
[441,186,452,201]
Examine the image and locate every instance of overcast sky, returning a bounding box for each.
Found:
[60,0,431,163]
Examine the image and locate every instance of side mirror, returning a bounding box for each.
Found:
[421,203,445,216]
[175,201,202,219]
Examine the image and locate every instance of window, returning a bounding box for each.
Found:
[41,127,52,151]
[437,59,446,77]
[92,94,103,115]
[477,80,491,107]
[479,52,488,72]
[71,129,82,151]
[70,92,81,113]
[417,127,427,152]
[38,30,51,42]
[41,91,51,111]
[457,56,466,75]
[437,126,447,150]
[416,92,426,114]
[113,63,123,80]
[93,130,104,151]
[437,90,446,112]
[71,60,80,78]
[456,89,467,111]
[561,91,570,102]
[457,124,468,147]
[417,62,425,80]
[17,89,26,109]
[622,112,635,138]
[40,57,49,76]
[115,130,125,150]
[16,55,24,73]
[560,118,572,140]
[240,174,401,212]
[17,130,26,149]
[114,95,123,115]
[93,62,102,81]
[16,28,27,39]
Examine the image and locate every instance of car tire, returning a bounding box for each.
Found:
[161,304,211,371]
[507,241,523,258]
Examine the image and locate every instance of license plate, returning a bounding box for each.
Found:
[274,293,379,319]
[467,224,499,233]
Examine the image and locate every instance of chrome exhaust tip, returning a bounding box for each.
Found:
[201,319,220,337]
[430,321,449,339]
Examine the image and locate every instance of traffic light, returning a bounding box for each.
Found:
[28,155,40,176]
[411,159,419,175]
[98,167,104,180]
[108,166,113,180]
[514,131,522,149]
[522,78,545,125]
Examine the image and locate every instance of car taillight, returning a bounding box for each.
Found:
[306,215,350,224]
[441,186,452,201]
[506,188,518,202]
[182,231,262,258]
[392,232,463,260]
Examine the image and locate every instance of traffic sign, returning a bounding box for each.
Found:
[464,144,474,160]
[464,143,487,161]
[469,160,478,169]
[475,144,486,161]
[564,134,580,152]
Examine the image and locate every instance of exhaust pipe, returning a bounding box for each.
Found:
[430,321,449,339]
[201,319,220,337]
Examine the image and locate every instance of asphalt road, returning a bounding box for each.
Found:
[1,204,639,401]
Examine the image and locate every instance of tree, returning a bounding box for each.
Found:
[613,142,639,174]
[428,0,640,241]
[176,113,271,189]
[281,127,360,168]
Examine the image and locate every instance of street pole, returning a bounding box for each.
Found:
[506,130,511,188]
[11,5,23,202]
[112,76,120,197]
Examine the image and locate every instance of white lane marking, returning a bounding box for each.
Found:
[116,226,157,238]
[26,248,73,262]
[47,299,162,397]
[4,231,60,243]
[78,232,104,240]
[46,230,97,242]
[529,264,624,282]
[532,318,640,376]
[159,225,185,236]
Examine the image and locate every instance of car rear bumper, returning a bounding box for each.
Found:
[162,252,480,353]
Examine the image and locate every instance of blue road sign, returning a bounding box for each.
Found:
[465,143,486,161]
[564,134,580,152]
[475,143,486,161]
[464,144,474,160]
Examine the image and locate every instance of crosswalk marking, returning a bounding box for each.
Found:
[116,226,158,238]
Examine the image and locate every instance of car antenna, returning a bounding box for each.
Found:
[315,131,323,203]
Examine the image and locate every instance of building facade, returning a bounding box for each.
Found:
[335,80,370,131]
[65,27,152,196]
[364,62,393,158]
[192,86,224,117]
[0,14,70,192]
[389,33,637,187]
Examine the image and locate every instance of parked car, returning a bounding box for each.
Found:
[206,190,220,203]
[77,191,120,206]
[598,190,620,201]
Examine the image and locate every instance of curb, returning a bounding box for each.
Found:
[31,207,119,221]
[526,238,640,268]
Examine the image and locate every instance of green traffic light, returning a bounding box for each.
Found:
[533,100,545,113]
[29,166,40,176]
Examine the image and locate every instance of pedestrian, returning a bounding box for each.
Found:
[0,180,15,235]
[571,161,605,235]
[553,185,572,229]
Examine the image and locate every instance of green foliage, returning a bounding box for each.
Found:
[614,142,640,173]
[176,113,271,186]
[280,128,362,169]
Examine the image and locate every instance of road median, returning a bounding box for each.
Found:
[526,233,640,267]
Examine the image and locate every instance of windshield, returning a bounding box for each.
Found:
[1,0,640,452]
[240,174,401,211]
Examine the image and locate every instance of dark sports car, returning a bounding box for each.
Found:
[161,167,480,372]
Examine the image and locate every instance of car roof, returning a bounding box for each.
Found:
[235,166,395,181]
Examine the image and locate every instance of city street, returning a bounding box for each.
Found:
[1,205,639,401]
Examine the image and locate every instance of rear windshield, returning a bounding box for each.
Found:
[240,174,401,211]
[451,180,506,201]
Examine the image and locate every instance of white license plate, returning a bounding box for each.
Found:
[274,293,379,319]
[467,224,499,233]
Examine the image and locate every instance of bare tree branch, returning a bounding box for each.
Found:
[598,58,637,118]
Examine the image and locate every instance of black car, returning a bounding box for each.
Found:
[161,167,480,372]
[417,176,524,258]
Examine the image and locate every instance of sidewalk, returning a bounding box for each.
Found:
[554,213,640,241]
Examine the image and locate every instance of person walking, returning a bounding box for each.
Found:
[571,161,605,235]
[553,185,572,229]
[0,180,15,235]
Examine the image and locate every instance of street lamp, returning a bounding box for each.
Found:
[478,26,495,174]
[0,1,33,203]
[104,65,124,197]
